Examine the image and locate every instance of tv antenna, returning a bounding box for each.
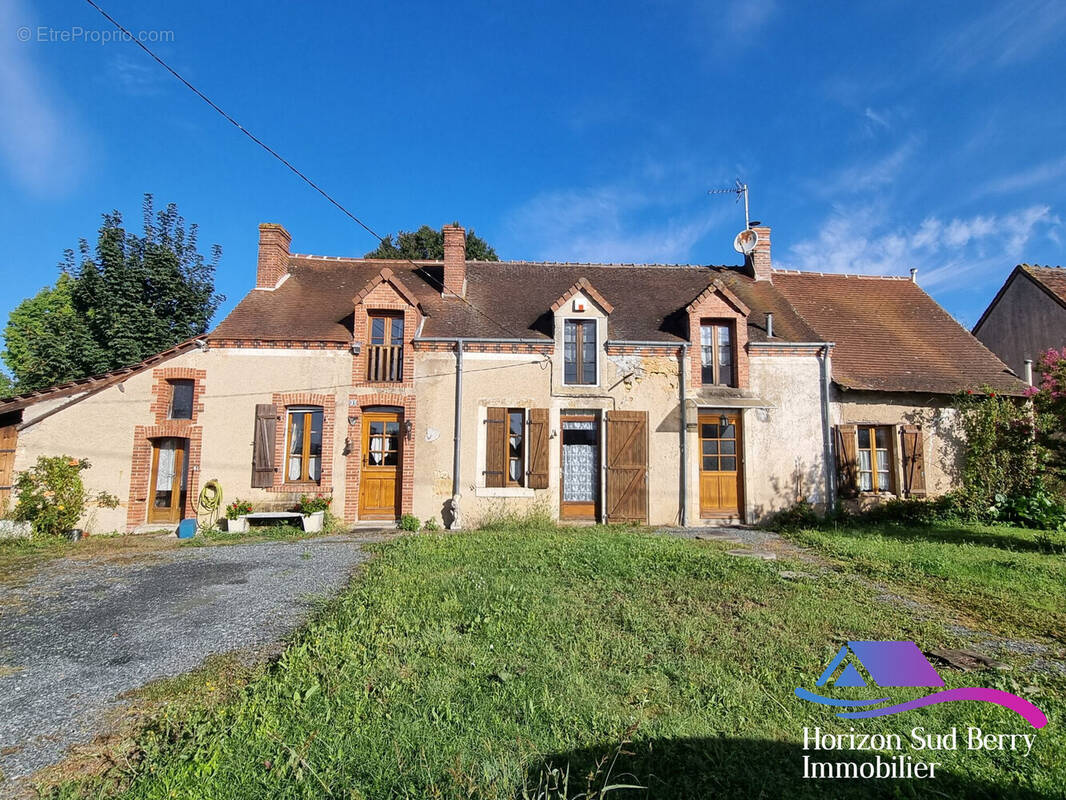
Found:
[708,179,752,229]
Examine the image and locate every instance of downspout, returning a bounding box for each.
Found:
[450,339,465,529]
[819,344,835,511]
[679,343,689,527]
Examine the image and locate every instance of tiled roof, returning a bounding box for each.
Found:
[771,271,1025,395]
[0,339,201,414]
[210,257,818,345]
[1021,264,1066,307]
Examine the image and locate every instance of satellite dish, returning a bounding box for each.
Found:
[733,228,759,255]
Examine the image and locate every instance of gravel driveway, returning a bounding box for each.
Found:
[0,534,379,792]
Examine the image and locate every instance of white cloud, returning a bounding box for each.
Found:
[818,137,919,196]
[687,0,778,54]
[785,204,1061,289]
[107,54,168,96]
[934,0,1066,73]
[0,1,84,195]
[863,107,889,130]
[977,156,1066,198]
[505,178,731,264]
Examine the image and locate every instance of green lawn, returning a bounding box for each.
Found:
[44,523,1064,799]
[781,521,1066,645]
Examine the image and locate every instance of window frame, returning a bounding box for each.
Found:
[167,379,195,420]
[563,319,598,386]
[366,311,405,382]
[699,320,735,387]
[284,406,324,484]
[857,424,894,494]
[505,408,526,487]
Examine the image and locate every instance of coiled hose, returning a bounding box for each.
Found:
[197,479,223,531]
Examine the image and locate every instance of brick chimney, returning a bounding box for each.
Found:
[747,225,772,282]
[442,223,466,297]
[257,223,291,289]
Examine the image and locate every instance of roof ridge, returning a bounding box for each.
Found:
[288,254,737,271]
[772,268,912,280]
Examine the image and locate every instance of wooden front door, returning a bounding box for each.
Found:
[698,412,743,518]
[360,411,402,519]
[149,437,188,524]
[605,410,648,524]
[0,424,17,511]
[560,412,600,520]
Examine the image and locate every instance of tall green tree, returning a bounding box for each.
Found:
[2,195,223,393]
[364,224,499,261]
[0,372,13,398]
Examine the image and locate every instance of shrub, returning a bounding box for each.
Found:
[398,513,422,532]
[955,389,1043,520]
[225,499,253,520]
[12,456,118,538]
[423,517,440,531]
[297,494,331,514]
[991,488,1066,532]
[764,500,820,532]
[859,494,965,526]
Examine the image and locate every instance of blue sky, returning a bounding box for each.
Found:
[2,0,1064,368]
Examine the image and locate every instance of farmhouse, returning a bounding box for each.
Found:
[0,224,1024,531]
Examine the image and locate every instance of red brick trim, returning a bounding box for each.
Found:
[150,368,206,424]
[605,343,683,356]
[343,391,416,523]
[207,339,349,350]
[550,278,614,314]
[412,341,553,354]
[269,393,336,494]
[126,423,203,529]
[352,280,419,389]
[687,290,750,390]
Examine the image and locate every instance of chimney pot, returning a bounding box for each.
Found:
[1024,358,1034,386]
[747,225,772,282]
[257,223,291,289]
[910,267,918,283]
[442,223,466,297]
[765,312,774,338]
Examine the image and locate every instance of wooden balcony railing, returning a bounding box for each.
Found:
[366,344,403,382]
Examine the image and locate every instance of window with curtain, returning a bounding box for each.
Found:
[507,409,525,485]
[857,425,892,492]
[700,322,734,386]
[285,407,324,483]
[564,320,597,385]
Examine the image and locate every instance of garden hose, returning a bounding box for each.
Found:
[197,479,223,531]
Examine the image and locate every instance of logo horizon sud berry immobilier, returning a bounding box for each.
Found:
[794,640,1047,728]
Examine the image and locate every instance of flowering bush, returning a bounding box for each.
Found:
[1027,347,1066,491]
[225,499,253,520]
[12,456,119,537]
[297,494,331,514]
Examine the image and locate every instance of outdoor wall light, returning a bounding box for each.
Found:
[347,415,358,426]
[719,413,729,429]
[404,420,414,439]
[343,437,353,456]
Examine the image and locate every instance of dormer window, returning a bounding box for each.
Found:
[564,319,597,385]
[367,312,404,382]
[700,321,734,386]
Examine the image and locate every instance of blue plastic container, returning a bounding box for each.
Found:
[176,518,197,539]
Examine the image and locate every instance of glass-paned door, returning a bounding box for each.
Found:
[561,413,600,519]
[149,437,188,524]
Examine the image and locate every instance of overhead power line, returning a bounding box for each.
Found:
[82,0,529,343]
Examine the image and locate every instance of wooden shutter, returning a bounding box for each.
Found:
[484,407,507,488]
[0,424,17,510]
[527,408,550,489]
[251,404,277,488]
[605,410,648,524]
[900,424,927,498]
[835,424,859,498]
